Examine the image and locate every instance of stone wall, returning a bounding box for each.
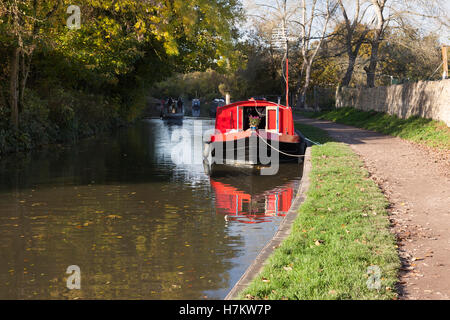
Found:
[336,79,450,126]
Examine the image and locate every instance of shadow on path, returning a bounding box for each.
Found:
[295,116,390,146]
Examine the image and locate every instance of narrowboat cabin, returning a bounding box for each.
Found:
[203,99,307,166]
[161,98,184,120]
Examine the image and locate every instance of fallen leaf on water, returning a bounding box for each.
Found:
[106,215,122,219]
[31,203,46,207]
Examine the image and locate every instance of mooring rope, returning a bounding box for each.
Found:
[254,131,324,158]
[303,137,323,146]
[255,131,306,158]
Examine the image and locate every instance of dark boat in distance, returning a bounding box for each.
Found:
[192,99,201,117]
[161,98,185,120]
[203,99,307,167]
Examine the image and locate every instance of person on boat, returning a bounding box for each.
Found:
[160,98,166,118]
[177,98,183,113]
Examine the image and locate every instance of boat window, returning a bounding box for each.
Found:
[242,107,266,131]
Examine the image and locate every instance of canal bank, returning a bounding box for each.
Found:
[231,123,399,300]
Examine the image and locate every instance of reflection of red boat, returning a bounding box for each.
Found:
[211,179,295,224]
[203,99,307,165]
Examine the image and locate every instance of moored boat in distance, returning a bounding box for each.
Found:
[161,98,185,120]
[191,99,201,117]
[203,99,307,169]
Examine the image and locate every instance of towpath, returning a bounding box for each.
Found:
[295,116,450,300]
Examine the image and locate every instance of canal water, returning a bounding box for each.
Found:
[0,119,303,299]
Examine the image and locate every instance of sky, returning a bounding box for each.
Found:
[241,0,450,43]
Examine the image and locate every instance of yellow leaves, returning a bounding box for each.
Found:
[134,20,146,34]
[105,214,122,220]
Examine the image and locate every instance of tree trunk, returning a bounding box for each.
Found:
[341,53,357,87]
[10,47,20,129]
[296,62,311,109]
[293,62,306,108]
[364,40,380,88]
[19,53,31,113]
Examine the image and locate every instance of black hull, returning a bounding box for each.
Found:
[205,131,307,166]
[162,113,184,120]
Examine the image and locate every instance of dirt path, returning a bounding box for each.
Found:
[295,116,450,300]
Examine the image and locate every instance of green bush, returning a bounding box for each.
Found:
[0,85,137,157]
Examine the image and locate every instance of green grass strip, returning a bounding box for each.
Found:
[239,123,399,300]
[298,107,450,151]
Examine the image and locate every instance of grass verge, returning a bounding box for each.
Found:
[298,107,450,151]
[239,123,399,300]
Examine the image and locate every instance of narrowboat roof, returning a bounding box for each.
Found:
[216,100,290,111]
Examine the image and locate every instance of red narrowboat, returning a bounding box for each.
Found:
[203,99,307,166]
